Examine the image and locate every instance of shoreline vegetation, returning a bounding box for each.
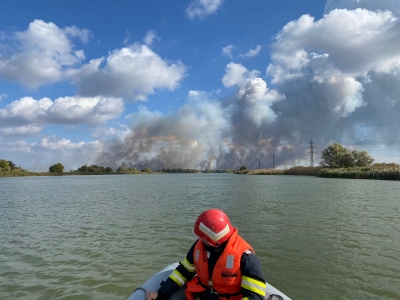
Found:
[1,164,400,180]
[1,142,400,180]
[0,164,234,178]
[234,164,400,180]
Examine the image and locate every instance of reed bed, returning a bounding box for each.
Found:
[246,169,285,175]
[0,169,39,177]
[317,166,400,180]
[283,166,323,176]
[241,166,322,176]
[0,170,78,177]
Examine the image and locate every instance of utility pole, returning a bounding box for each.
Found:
[258,159,261,169]
[308,139,316,167]
[272,154,275,169]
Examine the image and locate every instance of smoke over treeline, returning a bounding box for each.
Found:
[97,2,400,170]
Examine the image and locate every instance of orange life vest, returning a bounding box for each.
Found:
[185,229,253,300]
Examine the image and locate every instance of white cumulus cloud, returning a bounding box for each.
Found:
[143,30,160,46]
[68,44,187,101]
[239,45,262,58]
[0,20,89,88]
[324,0,400,15]
[187,0,225,20]
[0,125,42,137]
[222,63,251,87]
[223,63,283,126]
[0,96,124,126]
[91,125,131,141]
[222,45,235,58]
[267,9,400,83]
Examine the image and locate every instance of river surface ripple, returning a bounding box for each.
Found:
[0,174,399,300]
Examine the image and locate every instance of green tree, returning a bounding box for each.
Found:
[105,167,113,173]
[320,143,374,168]
[0,159,11,171]
[49,163,64,173]
[117,166,128,173]
[240,166,247,171]
[320,143,350,168]
[351,150,374,167]
[7,161,18,170]
[128,167,139,173]
[78,165,88,172]
[141,167,151,173]
[88,165,101,174]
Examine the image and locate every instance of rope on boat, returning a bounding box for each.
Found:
[267,295,285,300]
[133,286,148,293]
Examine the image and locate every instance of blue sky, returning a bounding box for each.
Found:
[1,0,400,171]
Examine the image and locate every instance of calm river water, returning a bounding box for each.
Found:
[0,174,399,300]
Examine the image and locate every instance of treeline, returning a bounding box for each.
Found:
[71,165,152,174]
[115,167,151,173]
[1,159,235,176]
[70,166,236,174]
[0,159,32,177]
[73,165,114,174]
[316,144,400,180]
[238,143,400,181]
[0,159,23,172]
[2,142,399,180]
[162,168,198,173]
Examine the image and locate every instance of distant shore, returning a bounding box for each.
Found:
[2,164,400,180]
[235,165,400,180]
[0,170,164,177]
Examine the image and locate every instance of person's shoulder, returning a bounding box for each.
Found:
[236,234,254,253]
[243,249,254,256]
[188,239,199,251]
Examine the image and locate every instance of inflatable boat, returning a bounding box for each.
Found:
[128,263,291,300]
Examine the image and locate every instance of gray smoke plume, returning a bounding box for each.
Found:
[97,5,400,170]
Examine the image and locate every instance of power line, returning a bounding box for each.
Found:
[308,139,316,167]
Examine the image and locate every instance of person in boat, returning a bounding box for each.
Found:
[146,209,266,300]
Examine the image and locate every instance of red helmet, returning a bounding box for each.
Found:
[193,209,234,247]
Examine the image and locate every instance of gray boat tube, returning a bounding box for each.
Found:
[128,263,291,300]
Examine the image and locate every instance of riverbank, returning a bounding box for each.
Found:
[0,170,164,177]
[235,166,323,176]
[3,165,400,180]
[235,165,400,180]
[318,165,400,180]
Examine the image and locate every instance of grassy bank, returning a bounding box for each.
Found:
[235,166,323,176]
[0,170,164,177]
[317,165,400,180]
[236,165,400,181]
[4,165,400,180]
[0,170,77,177]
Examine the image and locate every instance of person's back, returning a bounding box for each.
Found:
[146,209,266,300]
